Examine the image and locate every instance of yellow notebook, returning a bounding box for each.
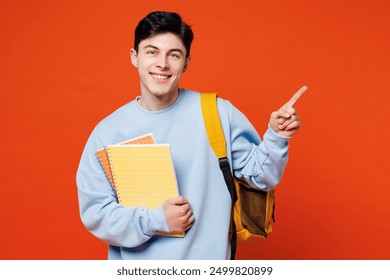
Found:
[105,144,183,237]
[96,134,155,190]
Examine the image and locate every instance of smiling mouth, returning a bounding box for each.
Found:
[150,73,172,81]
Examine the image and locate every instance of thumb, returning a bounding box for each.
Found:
[167,196,188,206]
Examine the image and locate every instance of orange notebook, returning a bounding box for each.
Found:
[96,134,155,190]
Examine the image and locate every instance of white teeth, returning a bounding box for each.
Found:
[152,74,169,80]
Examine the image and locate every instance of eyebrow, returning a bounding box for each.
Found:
[143,44,184,54]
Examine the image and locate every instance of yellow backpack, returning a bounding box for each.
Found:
[201,93,276,259]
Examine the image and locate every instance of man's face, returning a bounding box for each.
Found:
[130,32,190,103]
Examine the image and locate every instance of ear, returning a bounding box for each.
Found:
[183,56,191,72]
[130,48,138,68]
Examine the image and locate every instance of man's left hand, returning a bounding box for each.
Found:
[269,85,307,138]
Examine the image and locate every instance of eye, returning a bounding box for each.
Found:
[146,49,157,55]
[170,52,181,59]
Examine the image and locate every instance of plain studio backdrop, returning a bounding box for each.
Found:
[1,0,389,259]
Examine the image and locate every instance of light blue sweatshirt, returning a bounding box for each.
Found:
[76,89,289,259]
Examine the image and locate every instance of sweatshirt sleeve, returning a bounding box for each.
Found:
[76,129,170,248]
[223,100,289,191]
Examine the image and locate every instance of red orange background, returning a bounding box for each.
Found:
[1,0,389,259]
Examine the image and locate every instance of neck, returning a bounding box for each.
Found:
[138,89,180,111]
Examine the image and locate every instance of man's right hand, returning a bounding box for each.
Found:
[162,196,195,234]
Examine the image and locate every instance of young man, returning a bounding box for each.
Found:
[76,11,305,260]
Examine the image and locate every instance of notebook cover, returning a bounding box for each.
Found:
[105,143,183,238]
[95,134,155,190]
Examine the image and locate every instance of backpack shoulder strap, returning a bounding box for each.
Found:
[200,92,237,260]
[200,93,227,159]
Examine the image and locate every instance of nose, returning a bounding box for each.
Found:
[155,55,169,70]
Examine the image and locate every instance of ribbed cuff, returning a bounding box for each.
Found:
[265,124,290,145]
[147,205,170,234]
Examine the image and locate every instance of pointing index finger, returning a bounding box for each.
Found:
[285,85,308,108]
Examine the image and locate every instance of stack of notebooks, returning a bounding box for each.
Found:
[96,134,183,237]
